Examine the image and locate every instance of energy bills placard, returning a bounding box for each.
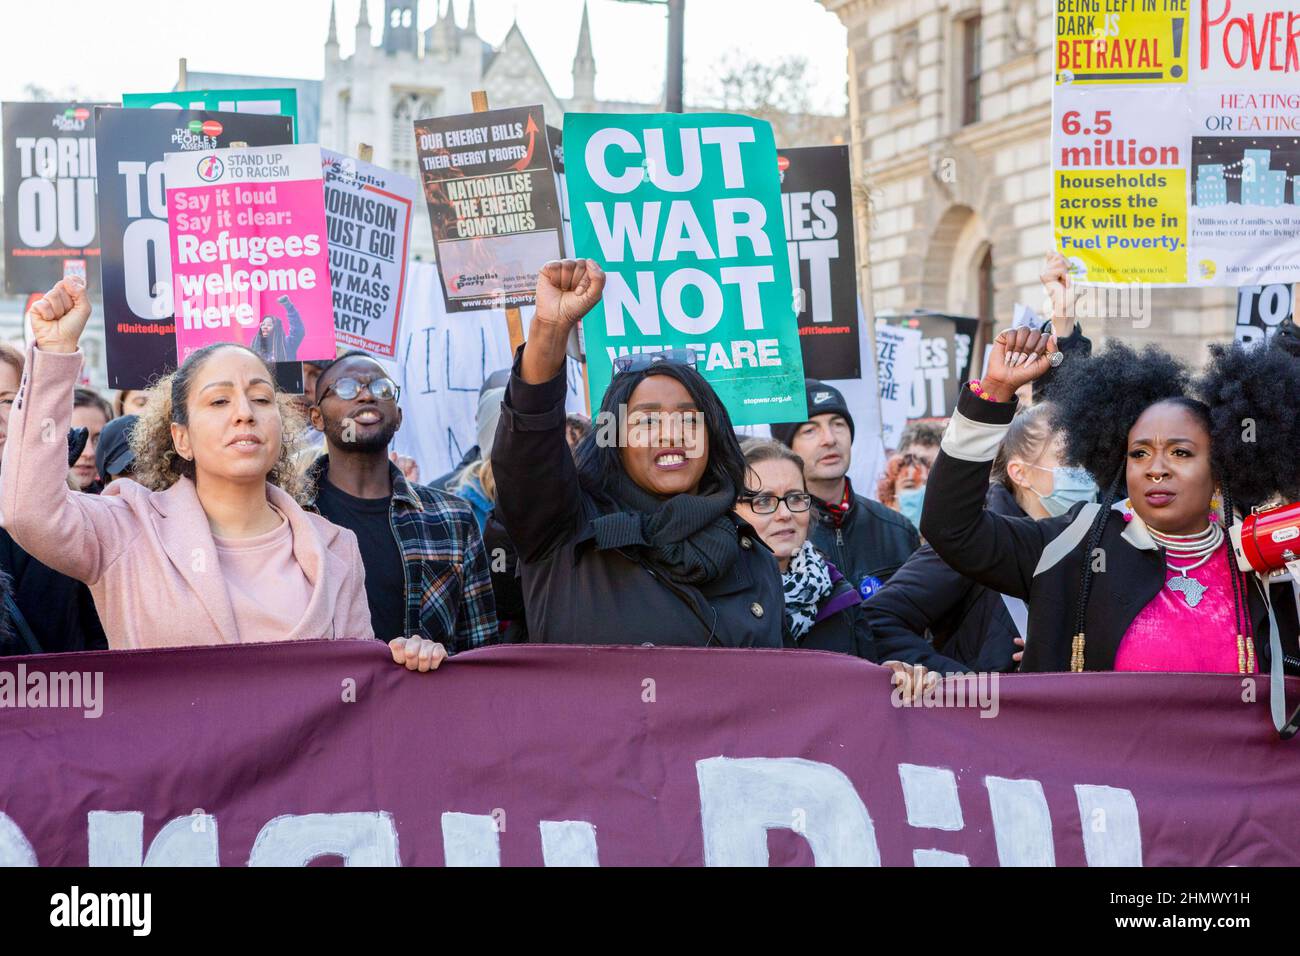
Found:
[321,148,417,358]
[2,102,112,294]
[413,104,563,311]
[1053,0,1300,286]
[564,112,807,426]
[95,106,294,388]
[164,143,335,364]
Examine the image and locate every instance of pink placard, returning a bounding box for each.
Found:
[165,144,336,364]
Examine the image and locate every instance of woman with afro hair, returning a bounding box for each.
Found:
[920,324,1300,688]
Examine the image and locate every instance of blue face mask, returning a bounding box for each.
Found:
[896,486,926,529]
[1032,465,1098,517]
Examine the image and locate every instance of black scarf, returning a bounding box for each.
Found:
[591,472,739,586]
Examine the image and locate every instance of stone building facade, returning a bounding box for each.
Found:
[821,0,1235,363]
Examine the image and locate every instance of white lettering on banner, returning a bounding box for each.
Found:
[248,812,400,866]
[585,200,661,262]
[585,127,643,194]
[700,126,756,188]
[539,821,600,867]
[914,849,971,866]
[121,219,171,319]
[0,812,37,866]
[643,127,702,191]
[697,756,882,866]
[1075,785,1143,866]
[118,160,166,220]
[586,124,757,195]
[16,178,96,248]
[986,776,1056,866]
[2,760,1143,865]
[13,135,98,250]
[87,811,218,866]
[713,197,770,258]
[440,812,500,866]
[603,268,779,338]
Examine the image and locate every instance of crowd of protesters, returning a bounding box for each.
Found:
[3,248,1299,696]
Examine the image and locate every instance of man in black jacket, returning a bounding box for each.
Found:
[772,379,919,601]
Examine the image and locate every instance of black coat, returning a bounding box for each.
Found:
[789,564,878,660]
[809,480,920,599]
[0,528,107,655]
[493,359,783,648]
[484,508,529,643]
[921,386,1300,673]
[865,483,1023,674]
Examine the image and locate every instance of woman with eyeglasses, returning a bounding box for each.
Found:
[491,259,785,648]
[0,278,443,670]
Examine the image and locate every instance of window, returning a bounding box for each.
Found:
[391,93,436,179]
[961,16,982,126]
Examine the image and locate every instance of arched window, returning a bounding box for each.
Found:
[391,93,437,179]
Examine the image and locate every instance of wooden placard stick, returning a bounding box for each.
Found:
[470,89,524,354]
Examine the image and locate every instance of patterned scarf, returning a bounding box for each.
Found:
[782,540,834,641]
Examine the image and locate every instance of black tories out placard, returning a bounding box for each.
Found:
[778,145,860,380]
[95,107,293,389]
[2,102,113,294]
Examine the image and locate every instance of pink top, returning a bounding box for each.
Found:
[213,508,314,643]
[1114,540,1254,674]
[0,346,373,649]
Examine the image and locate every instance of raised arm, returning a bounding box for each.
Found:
[919,326,1065,599]
[0,278,140,584]
[493,259,605,563]
[279,295,306,357]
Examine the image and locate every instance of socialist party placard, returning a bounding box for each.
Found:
[565,112,807,426]
[2,102,113,294]
[413,104,563,311]
[165,144,335,365]
[123,88,299,142]
[1052,0,1300,286]
[96,107,293,389]
[321,148,417,358]
[778,145,860,380]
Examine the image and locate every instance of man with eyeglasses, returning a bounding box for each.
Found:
[307,351,497,661]
[771,378,920,601]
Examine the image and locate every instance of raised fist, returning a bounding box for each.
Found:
[28,276,92,355]
[534,258,606,334]
[981,326,1059,401]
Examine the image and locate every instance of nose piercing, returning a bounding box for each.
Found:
[1151,474,1164,483]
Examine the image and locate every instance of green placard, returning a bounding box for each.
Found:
[123,88,298,143]
[564,112,807,426]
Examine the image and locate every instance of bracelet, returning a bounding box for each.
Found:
[968,379,999,402]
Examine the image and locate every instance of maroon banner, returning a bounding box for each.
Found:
[1,641,1298,866]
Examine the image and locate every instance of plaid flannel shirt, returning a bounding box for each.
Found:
[308,457,498,653]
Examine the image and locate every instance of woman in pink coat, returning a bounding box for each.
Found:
[1,277,445,671]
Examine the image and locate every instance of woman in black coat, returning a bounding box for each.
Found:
[865,402,1092,674]
[734,440,877,658]
[493,259,783,648]
[733,440,932,695]
[920,325,1300,730]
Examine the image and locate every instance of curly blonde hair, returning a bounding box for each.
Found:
[128,343,311,505]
